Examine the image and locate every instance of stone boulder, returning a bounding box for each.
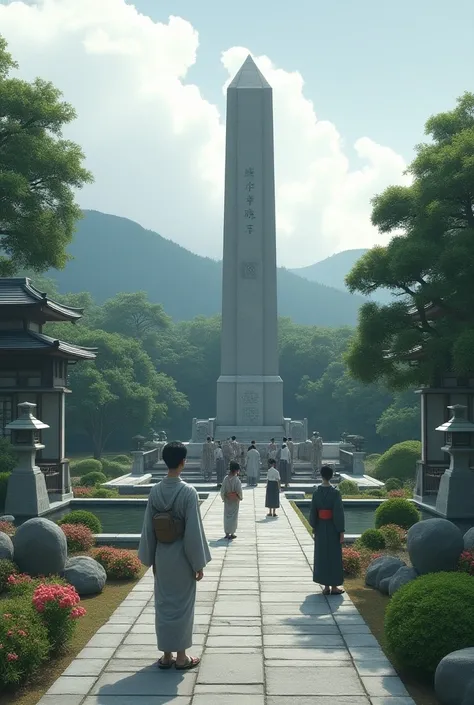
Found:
[378,576,392,595]
[13,518,67,576]
[388,566,419,596]
[366,556,405,589]
[463,528,474,551]
[63,556,106,596]
[0,532,13,561]
[407,518,464,575]
[435,647,474,705]
[0,515,15,523]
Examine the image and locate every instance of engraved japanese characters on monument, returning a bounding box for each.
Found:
[244,166,255,236]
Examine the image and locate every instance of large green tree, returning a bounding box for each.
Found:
[0,36,92,275]
[346,93,474,388]
[95,291,170,340]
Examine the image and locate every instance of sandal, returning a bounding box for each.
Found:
[157,657,175,669]
[330,588,345,595]
[322,588,331,595]
[175,656,200,671]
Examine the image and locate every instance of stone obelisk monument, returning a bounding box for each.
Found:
[214,55,286,441]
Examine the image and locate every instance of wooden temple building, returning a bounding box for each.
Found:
[403,302,474,505]
[0,278,96,501]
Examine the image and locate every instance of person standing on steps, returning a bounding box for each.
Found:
[267,438,277,468]
[215,441,225,487]
[201,436,214,482]
[245,441,261,486]
[278,442,291,488]
[265,459,281,517]
[308,464,345,596]
[220,460,243,539]
[138,441,211,671]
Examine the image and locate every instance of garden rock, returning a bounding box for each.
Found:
[435,647,474,705]
[463,527,474,551]
[378,576,392,594]
[13,518,67,576]
[388,566,418,596]
[0,531,13,560]
[0,515,14,523]
[407,518,464,575]
[366,555,404,588]
[63,556,107,596]
[375,557,406,589]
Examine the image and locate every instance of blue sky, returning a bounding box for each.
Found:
[133,0,474,161]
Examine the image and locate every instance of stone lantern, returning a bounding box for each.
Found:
[435,404,474,519]
[5,402,51,517]
[132,434,145,451]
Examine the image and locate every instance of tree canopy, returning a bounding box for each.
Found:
[0,36,92,275]
[345,92,474,388]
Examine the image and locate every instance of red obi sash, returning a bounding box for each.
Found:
[318,509,333,520]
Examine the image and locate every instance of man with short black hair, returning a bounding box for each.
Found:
[139,441,211,670]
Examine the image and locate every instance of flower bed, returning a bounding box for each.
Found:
[91,547,142,580]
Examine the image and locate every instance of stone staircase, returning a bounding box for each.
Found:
[150,459,331,484]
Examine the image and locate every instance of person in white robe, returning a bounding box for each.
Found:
[230,436,240,460]
[138,441,211,671]
[279,443,291,488]
[246,443,261,486]
[287,437,295,475]
[267,439,277,468]
[201,436,215,481]
[215,442,225,486]
[311,432,323,477]
[222,438,232,472]
[220,461,243,539]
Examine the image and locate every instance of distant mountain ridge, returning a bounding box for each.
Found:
[47,210,368,327]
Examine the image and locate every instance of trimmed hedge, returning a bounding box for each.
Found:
[57,510,102,534]
[375,498,420,530]
[385,572,474,674]
[101,459,129,478]
[360,529,386,550]
[80,471,107,487]
[374,441,421,482]
[70,459,103,477]
[338,479,359,496]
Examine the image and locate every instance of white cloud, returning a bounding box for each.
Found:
[0,0,409,267]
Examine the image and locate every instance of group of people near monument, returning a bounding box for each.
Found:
[138,439,345,671]
[201,434,313,488]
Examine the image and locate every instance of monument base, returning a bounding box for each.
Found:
[191,417,308,445]
[5,467,50,517]
[213,425,286,444]
[435,468,474,519]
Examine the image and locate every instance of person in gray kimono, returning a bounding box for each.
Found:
[222,438,232,472]
[214,441,225,486]
[220,461,243,539]
[201,436,215,481]
[138,441,211,670]
[311,431,323,477]
[308,464,345,595]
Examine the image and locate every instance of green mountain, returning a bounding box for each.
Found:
[48,210,367,326]
[290,249,368,289]
[291,249,393,304]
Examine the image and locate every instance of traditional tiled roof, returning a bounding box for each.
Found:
[0,330,96,360]
[0,278,83,322]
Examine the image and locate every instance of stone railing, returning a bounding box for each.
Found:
[339,448,354,472]
[338,445,366,476]
[131,446,162,476]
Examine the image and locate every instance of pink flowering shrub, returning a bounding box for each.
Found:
[32,583,86,652]
[0,521,15,536]
[388,489,409,498]
[72,486,93,498]
[0,560,18,593]
[342,548,361,577]
[91,547,141,580]
[60,523,94,553]
[458,550,474,576]
[379,523,407,551]
[0,598,49,687]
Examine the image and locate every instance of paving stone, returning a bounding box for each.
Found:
[205,647,262,655]
[349,647,389,661]
[263,624,339,635]
[206,635,262,647]
[192,696,264,705]
[46,676,98,695]
[198,653,264,684]
[362,677,409,697]
[37,697,85,705]
[91,671,196,696]
[344,634,381,648]
[339,624,371,634]
[77,647,117,660]
[209,626,261,636]
[262,603,331,615]
[265,664,365,696]
[267,698,369,705]
[369,699,416,705]
[123,632,205,646]
[264,647,350,661]
[62,659,108,677]
[86,633,125,648]
[354,662,396,677]
[213,602,261,617]
[194,684,264,694]
[263,634,344,648]
[83,698,190,705]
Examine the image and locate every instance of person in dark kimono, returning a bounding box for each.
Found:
[138,442,211,670]
[309,464,345,595]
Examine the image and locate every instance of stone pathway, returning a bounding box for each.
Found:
[37,489,416,705]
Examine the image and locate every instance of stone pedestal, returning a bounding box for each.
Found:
[5,467,50,517]
[352,452,366,477]
[436,468,474,518]
[131,451,145,476]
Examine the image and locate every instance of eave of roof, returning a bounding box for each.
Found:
[0,278,84,322]
[0,330,96,360]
